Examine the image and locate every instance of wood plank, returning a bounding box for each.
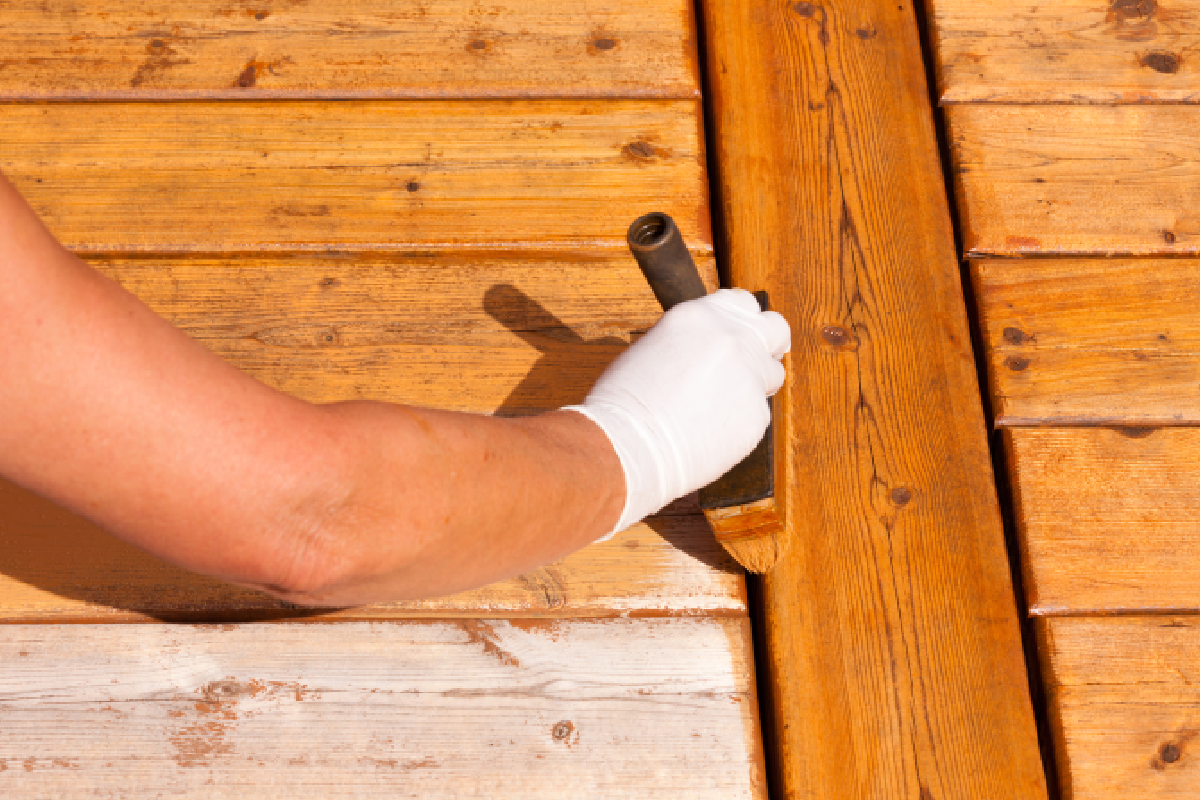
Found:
[0,101,710,254]
[1038,616,1200,800]
[702,0,1047,797]
[0,476,742,621]
[929,0,1200,104]
[1008,427,1200,615]
[83,252,715,413]
[949,105,1200,256]
[0,0,699,100]
[0,618,766,797]
[975,258,1200,425]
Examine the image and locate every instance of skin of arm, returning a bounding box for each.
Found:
[0,173,624,606]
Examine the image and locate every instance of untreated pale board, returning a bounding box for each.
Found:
[703,0,1046,797]
[949,105,1200,256]
[929,0,1200,104]
[0,618,766,798]
[0,101,710,254]
[1006,427,1200,615]
[0,476,742,621]
[974,259,1200,425]
[0,0,699,100]
[1038,616,1200,800]
[84,252,716,413]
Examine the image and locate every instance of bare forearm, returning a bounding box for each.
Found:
[0,173,622,605]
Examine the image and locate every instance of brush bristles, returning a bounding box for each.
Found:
[720,536,780,574]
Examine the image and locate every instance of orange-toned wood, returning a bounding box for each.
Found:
[0,618,766,797]
[1006,427,1200,615]
[1038,616,1200,799]
[702,0,1046,796]
[928,0,1200,104]
[0,101,710,254]
[0,476,743,621]
[0,0,700,100]
[974,259,1200,426]
[948,105,1200,256]
[79,253,715,414]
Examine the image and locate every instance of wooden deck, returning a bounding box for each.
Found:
[0,0,1051,797]
[930,0,1200,796]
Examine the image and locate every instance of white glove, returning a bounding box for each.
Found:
[566,289,791,539]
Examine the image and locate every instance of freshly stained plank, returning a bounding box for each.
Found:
[703,0,1046,797]
[975,259,1200,425]
[83,252,715,413]
[1007,427,1200,615]
[949,105,1200,256]
[0,101,710,254]
[0,0,699,100]
[0,478,742,621]
[1038,616,1200,799]
[0,618,765,798]
[929,0,1200,104]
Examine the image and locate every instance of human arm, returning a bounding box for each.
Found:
[0,172,789,607]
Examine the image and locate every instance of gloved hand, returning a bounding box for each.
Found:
[566,289,791,539]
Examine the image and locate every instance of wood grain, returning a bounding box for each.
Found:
[0,101,710,254]
[928,0,1200,104]
[949,105,1200,256]
[0,618,765,798]
[82,253,715,413]
[0,477,743,621]
[0,0,699,100]
[1007,427,1200,615]
[1038,616,1200,800]
[703,0,1046,797]
[975,259,1200,425]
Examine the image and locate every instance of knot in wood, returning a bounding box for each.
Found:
[820,324,850,347]
[552,720,574,741]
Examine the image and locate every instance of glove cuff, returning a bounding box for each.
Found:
[562,403,669,541]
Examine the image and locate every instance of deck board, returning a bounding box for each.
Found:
[0,477,743,621]
[1039,616,1200,800]
[1007,427,1200,615]
[0,0,699,100]
[0,618,765,798]
[0,101,710,254]
[974,258,1200,425]
[929,0,1200,104]
[949,105,1200,256]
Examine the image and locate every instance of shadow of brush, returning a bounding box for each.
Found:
[482,283,628,417]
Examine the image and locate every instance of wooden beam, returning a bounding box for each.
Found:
[0,0,700,100]
[701,0,1046,796]
[0,618,766,797]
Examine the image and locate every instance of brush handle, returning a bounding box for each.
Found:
[626,212,708,309]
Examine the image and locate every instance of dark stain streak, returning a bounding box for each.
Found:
[516,565,567,609]
[1115,425,1157,438]
[129,37,192,88]
[237,62,258,87]
[1142,51,1181,73]
[459,620,521,668]
[1002,327,1034,345]
[272,204,331,217]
